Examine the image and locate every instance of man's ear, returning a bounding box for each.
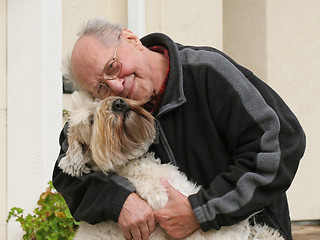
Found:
[121,28,143,49]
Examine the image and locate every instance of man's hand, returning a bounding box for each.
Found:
[154,178,200,239]
[118,193,156,240]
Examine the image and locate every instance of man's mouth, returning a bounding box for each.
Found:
[126,75,136,99]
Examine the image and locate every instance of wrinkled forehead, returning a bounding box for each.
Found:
[71,36,111,68]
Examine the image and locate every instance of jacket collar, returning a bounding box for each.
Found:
[141,33,186,118]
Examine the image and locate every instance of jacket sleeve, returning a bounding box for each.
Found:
[52,123,136,224]
[188,56,306,231]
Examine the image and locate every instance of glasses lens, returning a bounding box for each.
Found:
[103,60,121,80]
[97,83,110,99]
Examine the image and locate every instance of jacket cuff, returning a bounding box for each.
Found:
[111,187,134,222]
[189,194,220,232]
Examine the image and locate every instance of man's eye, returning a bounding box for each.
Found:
[98,84,104,93]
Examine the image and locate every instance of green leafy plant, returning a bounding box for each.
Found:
[63,109,70,119]
[7,181,79,240]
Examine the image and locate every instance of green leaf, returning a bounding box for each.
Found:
[7,181,78,238]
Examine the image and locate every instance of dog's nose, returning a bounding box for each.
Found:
[111,98,130,113]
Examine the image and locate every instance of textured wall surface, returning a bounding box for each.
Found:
[7,1,62,239]
[0,0,7,238]
[266,0,320,220]
[146,0,223,49]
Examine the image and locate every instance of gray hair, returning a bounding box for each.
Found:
[62,18,123,92]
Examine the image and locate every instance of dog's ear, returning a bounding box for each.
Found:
[69,90,99,127]
[58,129,91,177]
[58,91,99,177]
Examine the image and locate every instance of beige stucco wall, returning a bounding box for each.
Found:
[7,1,62,238]
[145,0,223,49]
[266,0,320,220]
[0,0,7,238]
[223,0,267,81]
[223,0,320,221]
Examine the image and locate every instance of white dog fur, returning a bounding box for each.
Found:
[59,91,284,240]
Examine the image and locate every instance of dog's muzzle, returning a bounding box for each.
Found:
[111,98,131,115]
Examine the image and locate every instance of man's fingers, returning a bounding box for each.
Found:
[154,179,201,239]
[139,223,150,240]
[130,228,142,240]
[147,216,156,233]
[160,177,172,190]
[123,224,149,240]
[118,193,156,239]
[160,177,180,200]
[123,228,132,240]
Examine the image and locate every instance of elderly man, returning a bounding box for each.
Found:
[53,18,305,240]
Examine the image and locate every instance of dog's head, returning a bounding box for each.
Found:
[90,96,156,172]
[63,91,156,175]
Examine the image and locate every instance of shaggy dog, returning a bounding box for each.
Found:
[59,91,284,240]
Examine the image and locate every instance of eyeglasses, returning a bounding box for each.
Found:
[94,46,122,99]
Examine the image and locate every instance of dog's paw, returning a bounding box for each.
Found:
[77,163,91,176]
[58,155,91,177]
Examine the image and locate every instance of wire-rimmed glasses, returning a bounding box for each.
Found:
[94,46,122,99]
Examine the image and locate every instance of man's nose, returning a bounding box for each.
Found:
[106,77,124,95]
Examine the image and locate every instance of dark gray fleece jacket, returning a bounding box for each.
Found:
[53,33,306,240]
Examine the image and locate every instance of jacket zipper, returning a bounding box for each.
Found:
[155,120,177,166]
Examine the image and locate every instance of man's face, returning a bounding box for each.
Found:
[71,33,155,101]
